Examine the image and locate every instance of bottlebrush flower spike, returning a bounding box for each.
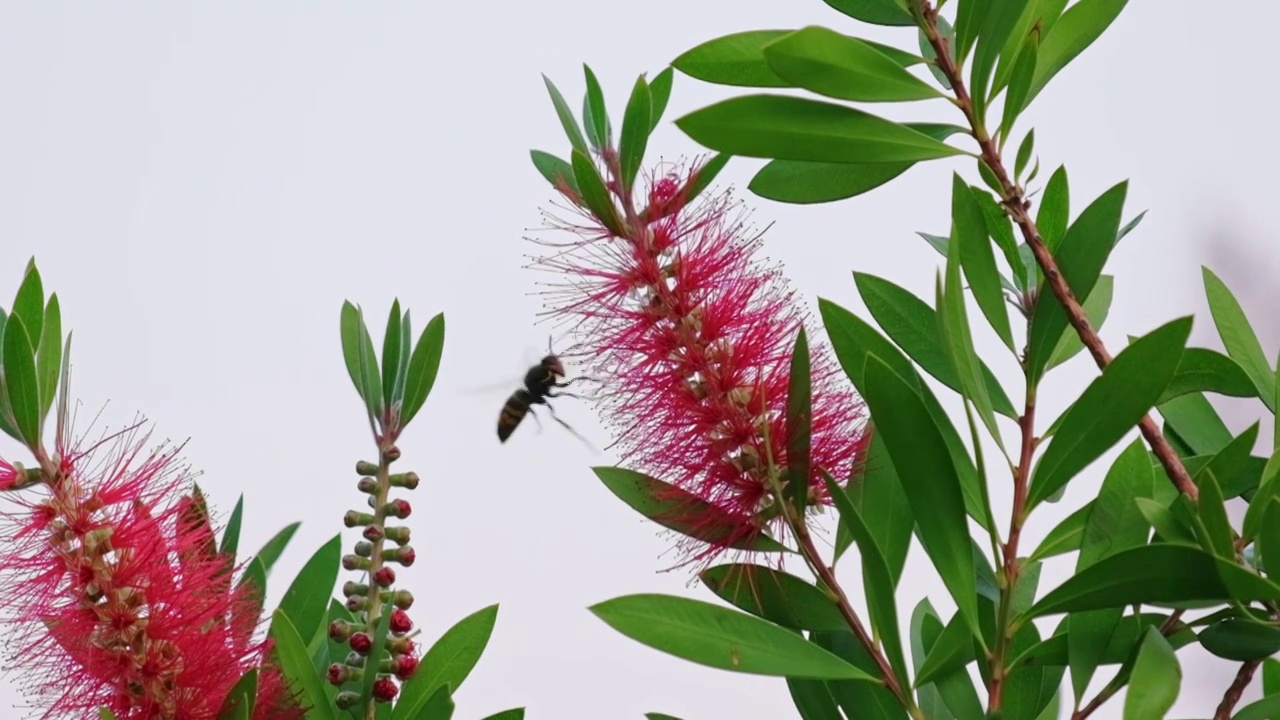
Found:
[0,421,301,720]
[530,158,870,567]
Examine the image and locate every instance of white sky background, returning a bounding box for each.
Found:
[0,2,1277,719]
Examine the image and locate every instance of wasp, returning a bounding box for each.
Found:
[497,341,594,448]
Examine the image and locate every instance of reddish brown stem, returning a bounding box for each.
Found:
[791,523,917,716]
[1214,660,1261,720]
[916,1,1198,503]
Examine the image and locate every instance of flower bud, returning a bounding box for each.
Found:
[357,477,378,494]
[335,691,361,709]
[362,525,385,542]
[355,461,379,475]
[354,541,374,558]
[349,633,372,654]
[373,677,399,702]
[342,555,370,571]
[389,472,419,489]
[382,545,416,566]
[389,608,413,634]
[327,663,352,685]
[372,566,396,588]
[384,499,411,518]
[344,651,366,667]
[384,446,401,462]
[328,619,353,642]
[384,526,410,544]
[394,655,420,680]
[345,595,368,612]
[342,581,369,598]
[392,589,415,610]
[344,510,374,528]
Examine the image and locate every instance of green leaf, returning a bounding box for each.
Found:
[1029,501,1092,561]
[237,556,267,627]
[1026,316,1190,508]
[699,564,844,633]
[1024,543,1280,619]
[530,150,580,195]
[252,521,301,576]
[1046,275,1113,370]
[541,75,589,155]
[952,176,1014,351]
[358,609,393,711]
[381,300,404,408]
[1236,695,1280,720]
[619,75,653,193]
[1017,612,1195,668]
[593,466,789,552]
[1067,440,1155,701]
[1260,499,1280,579]
[1264,657,1280,695]
[275,534,342,648]
[969,0,1035,123]
[939,234,1003,451]
[35,294,61,422]
[1029,0,1131,106]
[1003,621,1063,720]
[673,30,793,88]
[837,426,914,581]
[676,95,964,164]
[648,67,674,132]
[954,0,989,62]
[1135,497,1196,545]
[1038,166,1070,253]
[394,604,499,720]
[11,264,43,351]
[1242,450,1280,541]
[911,600,982,720]
[340,301,368,403]
[1195,462,1237,560]
[854,273,1016,419]
[269,610,336,720]
[3,315,41,446]
[219,494,245,558]
[860,356,980,642]
[918,14,957,89]
[762,26,940,102]
[682,153,730,209]
[821,0,914,26]
[783,329,813,513]
[1015,129,1035,181]
[402,312,445,428]
[971,188,1025,290]
[1027,181,1128,382]
[1198,618,1280,661]
[787,677,842,720]
[1159,392,1232,457]
[589,594,877,679]
[811,632,905,720]
[822,472,908,689]
[914,611,976,687]
[819,297,990,530]
[217,668,258,720]
[408,684,454,720]
[750,124,966,204]
[1203,267,1276,412]
[569,149,624,237]
[582,65,610,151]
[479,709,524,720]
[1122,627,1179,720]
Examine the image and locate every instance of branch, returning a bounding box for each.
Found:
[916,1,1198,503]
[1214,659,1261,720]
[1071,611,1186,720]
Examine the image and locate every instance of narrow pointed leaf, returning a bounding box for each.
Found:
[590,594,878,679]
[1030,501,1092,561]
[1122,627,1179,720]
[1046,275,1113,370]
[275,534,342,647]
[952,175,1013,351]
[784,329,813,513]
[11,265,43,350]
[218,494,245,558]
[542,75,588,155]
[357,609,392,710]
[853,273,1016,419]
[1038,166,1070,252]
[860,356,980,641]
[762,25,941,102]
[479,710,524,720]
[252,521,301,576]
[1029,0,1131,105]
[676,95,964,164]
[1199,619,1280,661]
[1027,316,1190,508]
[394,604,498,720]
[619,75,653,192]
[1027,181,1128,382]
[837,426,914,580]
[402,312,445,427]
[699,564,844,632]
[939,226,1003,453]
[217,669,258,720]
[582,65,610,151]
[648,67,674,131]
[1203,267,1276,411]
[3,316,40,446]
[35,294,61,421]
[822,0,914,26]
[269,610,336,720]
[530,150,580,195]
[381,300,403,408]
[1024,543,1280,619]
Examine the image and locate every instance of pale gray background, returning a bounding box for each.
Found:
[0,2,1276,718]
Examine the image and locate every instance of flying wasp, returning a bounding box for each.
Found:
[497,340,595,449]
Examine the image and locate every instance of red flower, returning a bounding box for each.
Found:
[531,159,869,566]
[0,422,302,720]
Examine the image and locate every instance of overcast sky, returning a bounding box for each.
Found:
[1,2,1277,719]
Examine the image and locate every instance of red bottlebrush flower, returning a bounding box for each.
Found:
[349,633,373,655]
[530,159,869,567]
[0,421,302,720]
[372,566,396,587]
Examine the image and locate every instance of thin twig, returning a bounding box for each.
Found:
[916,0,1199,503]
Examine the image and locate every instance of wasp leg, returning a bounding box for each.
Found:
[526,406,545,434]
[546,389,589,401]
[544,401,599,454]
